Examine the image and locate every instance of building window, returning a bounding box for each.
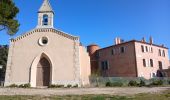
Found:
[111,49,116,55]
[151,72,156,78]
[158,49,161,56]
[101,61,109,70]
[162,50,165,57]
[141,45,144,52]
[38,36,48,46]
[97,51,100,58]
[158,61,163,70]
[143,59,146,67]
[43,14,48,25]
[145,46,148,52]
[120,47,125,53]
[150,59,153,67]
[151,47,153,53]
[149,47,153,53]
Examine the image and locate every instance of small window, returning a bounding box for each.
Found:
[120,47,125,53]
[101,61,109,70]
[101,61,105,70]
[97,51,100,58]
[151,47,153,53]
[111,49,116,55]
[158,49,161,56]
[152,73,156,77]
[151,72,156,78]
[141,45,144,52]
[158,61,163,70]
[162,50,165,57]
[150,59,153,67]
[143,59,146,67]
[145,46,148,52]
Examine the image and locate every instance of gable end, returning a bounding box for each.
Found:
[11,28,79,42]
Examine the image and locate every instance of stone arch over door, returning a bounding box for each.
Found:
[30,53,52,87]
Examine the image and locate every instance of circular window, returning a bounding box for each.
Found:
[39,37,48,46]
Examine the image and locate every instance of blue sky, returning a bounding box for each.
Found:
[0,0,170,51]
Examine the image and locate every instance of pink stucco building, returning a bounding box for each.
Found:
[88,37,170,79]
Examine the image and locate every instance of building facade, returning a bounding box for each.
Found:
[88,37,170,79]
[5,0,91,87]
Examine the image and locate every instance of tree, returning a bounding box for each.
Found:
[0,45,8,81]
[0,0,19,35]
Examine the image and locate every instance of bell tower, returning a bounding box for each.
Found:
[37,0,54,28]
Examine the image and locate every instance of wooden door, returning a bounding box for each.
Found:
[36,57,50,86]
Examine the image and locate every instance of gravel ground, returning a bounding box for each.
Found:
[0,87,169,96]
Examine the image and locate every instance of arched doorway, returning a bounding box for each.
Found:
[36,57,51,86]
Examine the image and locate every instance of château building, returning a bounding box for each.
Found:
[88,37,170,79]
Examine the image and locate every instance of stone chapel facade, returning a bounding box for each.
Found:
[4,0,91,87]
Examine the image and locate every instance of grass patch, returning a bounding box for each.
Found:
[0,90,169,100]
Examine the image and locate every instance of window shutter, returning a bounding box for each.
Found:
[144,46,146,52]
[108,61,110,69]
[146,59,149,67]
[148,59,151,67]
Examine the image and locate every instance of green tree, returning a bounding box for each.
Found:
[0,45,8,81]
[0,0,19,35]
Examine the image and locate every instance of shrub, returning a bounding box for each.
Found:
[73,84,78,88]
[128,80,138,86]
[48,84,64,88]
[48,84,56,88]
[67,84,72,88]
[106,82,123,87]
[57,85,64,88]
[139,79,146,87]
[24,83,31,88]
[151,79,163,86]
[111,82,123,87]
[8,84,18,88]
[19,83,30,88]
[106,82,112,87]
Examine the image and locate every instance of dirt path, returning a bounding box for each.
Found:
[0,87,169,96]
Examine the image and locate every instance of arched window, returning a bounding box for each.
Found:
[43,14,48,25]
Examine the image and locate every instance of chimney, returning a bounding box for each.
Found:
[161,44,164,47]
[141,37,146,42]
[115,37,118,45]
[149,37,153,44]
[118,38,121,44]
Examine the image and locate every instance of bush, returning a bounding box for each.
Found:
[139,79,146,87]
[128,80,138,86]
[106,82,123,87]
[23,83,31,88]
[73,84,78,88]
[111,82,123,87]
[48,84,64,88]
[106,82,112,87]
[8,84,18,88]
[67,84,72,88]
[48,84,56,88]
[19,83,30,88]
[151,79,163,86]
